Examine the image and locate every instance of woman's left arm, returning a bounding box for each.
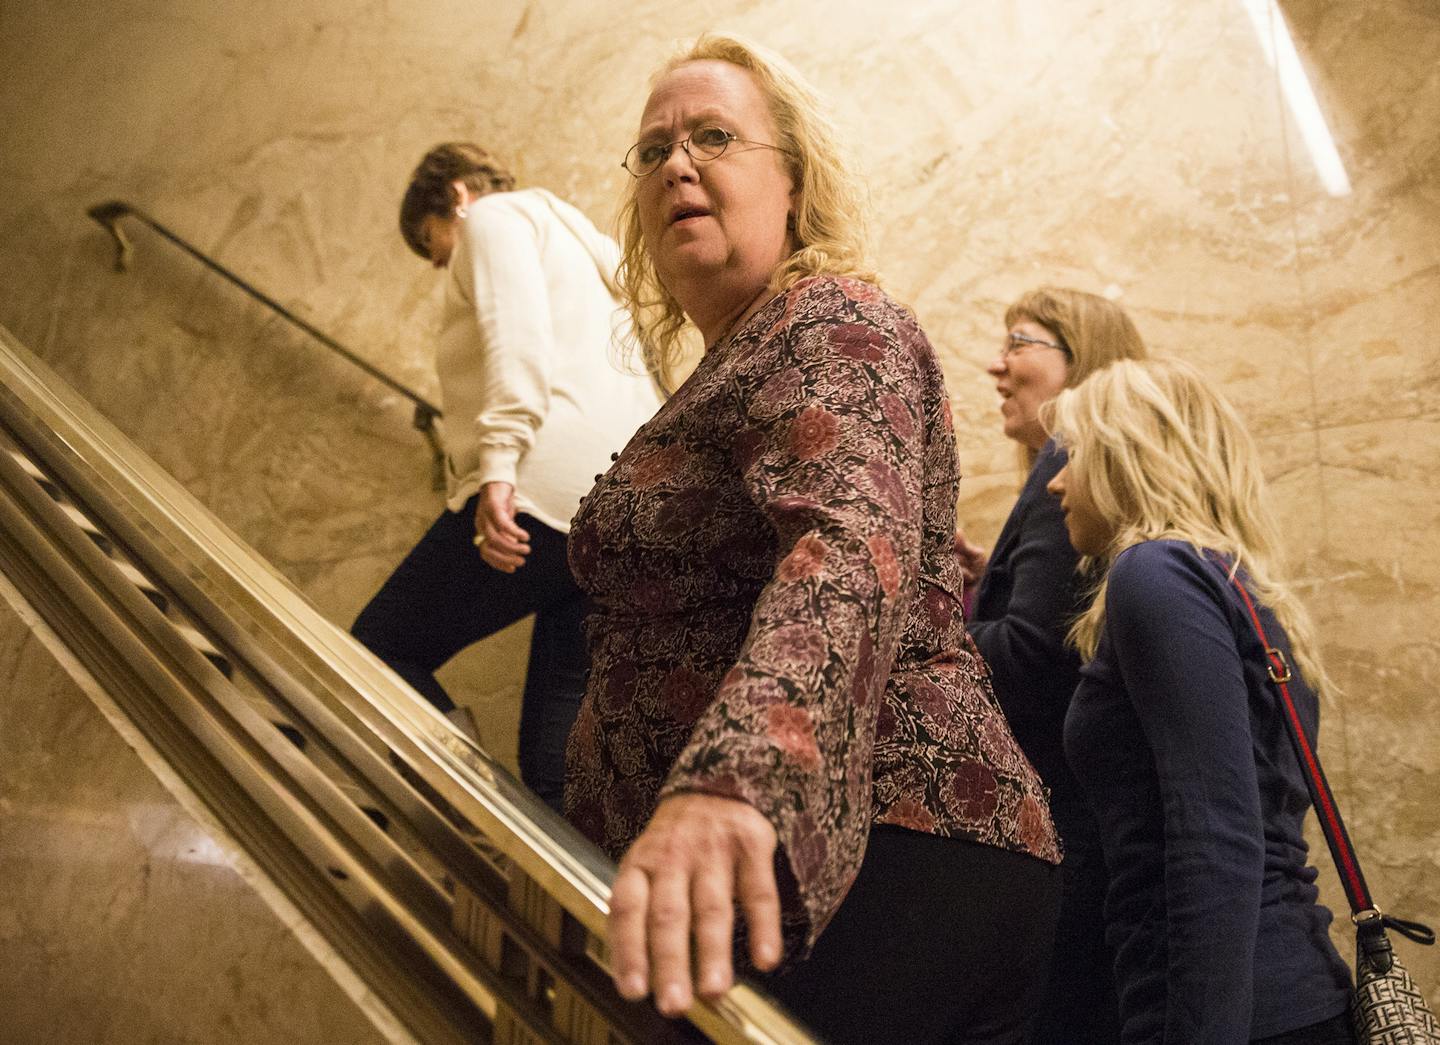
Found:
[447,202,555,567]
[1106,545,1265,1043]
[609,285,929,1011]
[450,201,555,493]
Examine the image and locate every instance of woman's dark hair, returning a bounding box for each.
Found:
[398,143,516,258]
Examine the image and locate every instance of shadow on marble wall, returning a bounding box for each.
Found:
[0,0,1435,994]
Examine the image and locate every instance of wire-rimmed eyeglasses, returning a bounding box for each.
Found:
[622,125,788,178]
[1003,331,1072,361]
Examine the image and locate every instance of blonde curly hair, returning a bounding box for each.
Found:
[617,32,875,390]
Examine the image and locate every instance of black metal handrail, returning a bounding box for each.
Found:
[87,200,446,489]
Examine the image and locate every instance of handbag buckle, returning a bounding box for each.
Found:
[1352,907,1384,927]
[1265,646,1293,684]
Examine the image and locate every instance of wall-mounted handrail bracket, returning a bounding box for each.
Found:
[87,201,134,272]
[86,200,445,485]
[413,403,446,492]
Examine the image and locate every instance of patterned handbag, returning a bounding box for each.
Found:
[1227,570,1438,1044]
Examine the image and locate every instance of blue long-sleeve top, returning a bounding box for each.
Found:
[970,441,1094,843]
[1064,540,1351,1043]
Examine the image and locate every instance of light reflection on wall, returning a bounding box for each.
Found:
[1240,0,1351,196]
[9,803,236,869]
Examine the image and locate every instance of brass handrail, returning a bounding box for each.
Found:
[0,322,816,1045]
[87,200,446,489]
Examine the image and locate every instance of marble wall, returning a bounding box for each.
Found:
[1,0,1436,995]
[0,578,404,1044]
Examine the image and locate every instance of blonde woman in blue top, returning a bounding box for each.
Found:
[1046,358,1353,1044]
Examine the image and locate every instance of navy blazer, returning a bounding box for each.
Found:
[969,440,1092,839]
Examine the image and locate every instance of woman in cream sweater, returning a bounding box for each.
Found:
[352,142,660,813]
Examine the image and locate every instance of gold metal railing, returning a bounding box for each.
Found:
[0,323,816,1045]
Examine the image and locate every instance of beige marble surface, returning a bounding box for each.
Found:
[0,578,404,1045]
[0,0,1436,997]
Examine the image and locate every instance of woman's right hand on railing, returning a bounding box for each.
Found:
[609,793,782,1017]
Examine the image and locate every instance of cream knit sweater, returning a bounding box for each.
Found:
[435,188,661,532]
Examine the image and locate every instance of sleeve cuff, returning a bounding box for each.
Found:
[659,744,826,964]
[474,444,521,490]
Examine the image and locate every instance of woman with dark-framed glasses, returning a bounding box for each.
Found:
[955,287,1148,1042]
[564,33,1062,1044]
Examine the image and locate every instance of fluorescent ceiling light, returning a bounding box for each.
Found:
[1240,0,1352,197]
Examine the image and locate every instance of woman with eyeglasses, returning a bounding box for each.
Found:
[955,287,1147,1042]
[1045,358,1354,1044]
[350,143,660,813]
[564,34,1062,1044]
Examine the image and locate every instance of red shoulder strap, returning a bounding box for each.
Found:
[1218,560,1373,915]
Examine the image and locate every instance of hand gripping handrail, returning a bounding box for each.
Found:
[86,200,447,490]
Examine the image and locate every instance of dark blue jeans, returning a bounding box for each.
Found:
[351,497,586,813]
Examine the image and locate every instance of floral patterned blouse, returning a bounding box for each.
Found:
[565,275,1060,959]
